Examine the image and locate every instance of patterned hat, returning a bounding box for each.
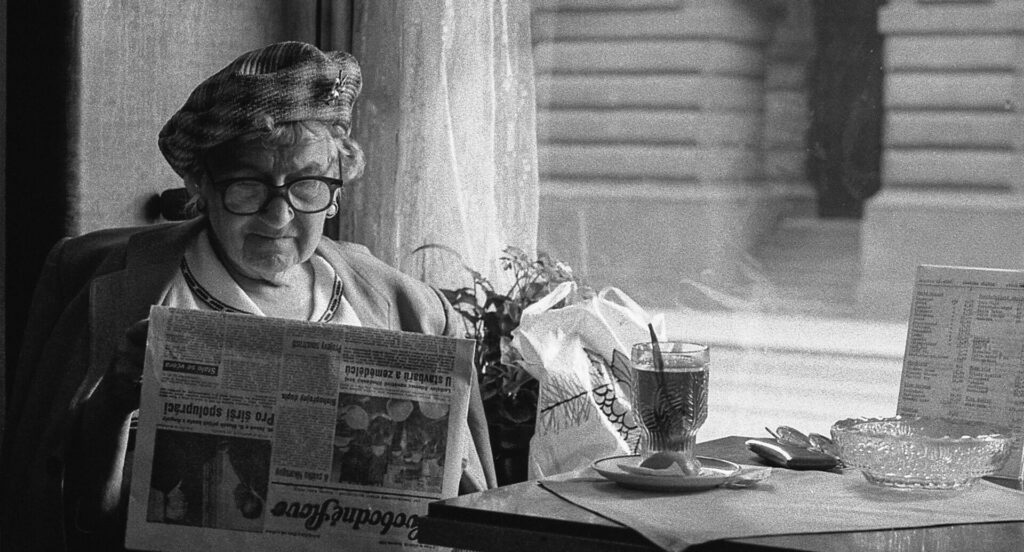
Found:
[159,41,362,177]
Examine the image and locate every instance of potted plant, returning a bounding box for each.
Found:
[411,245,591,484]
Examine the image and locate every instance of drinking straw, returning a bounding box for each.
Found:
[648,323,666,389]
[648,323,664,367]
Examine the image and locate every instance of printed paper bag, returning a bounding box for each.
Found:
[512,282,665,479]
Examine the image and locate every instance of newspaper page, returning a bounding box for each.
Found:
[896,265,1024,480]
[125,306,475,551]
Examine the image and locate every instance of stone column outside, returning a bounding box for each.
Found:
[860,0,1024,320]
[533,0,787,307]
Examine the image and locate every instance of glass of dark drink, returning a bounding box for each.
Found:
[631,342,710,467]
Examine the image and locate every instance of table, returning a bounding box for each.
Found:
[418,437,1024,551]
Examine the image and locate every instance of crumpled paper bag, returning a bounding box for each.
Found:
[512,282,664,479]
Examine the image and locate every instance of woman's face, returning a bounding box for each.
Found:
[197,137,339,285]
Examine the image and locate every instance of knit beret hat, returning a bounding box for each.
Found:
[159,41,362,177]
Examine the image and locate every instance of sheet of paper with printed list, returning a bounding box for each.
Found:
[897,265,1024,480]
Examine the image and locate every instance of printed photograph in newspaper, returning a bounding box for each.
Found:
[146,430,271,532]
[332,394,450,493]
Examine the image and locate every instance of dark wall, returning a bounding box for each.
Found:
[1,0,7,429]
[5,1,77,393]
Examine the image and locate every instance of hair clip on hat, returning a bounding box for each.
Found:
[324,71,354,106]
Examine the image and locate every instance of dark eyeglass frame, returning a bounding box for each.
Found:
[207,173,344,216]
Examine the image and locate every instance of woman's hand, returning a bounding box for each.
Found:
[98,318,150,415]
[72,318,150,528]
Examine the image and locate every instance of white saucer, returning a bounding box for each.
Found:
[592,455,741,492]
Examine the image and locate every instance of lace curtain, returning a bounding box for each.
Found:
[338,0,539,290]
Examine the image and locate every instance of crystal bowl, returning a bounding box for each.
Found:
[830,416,1015,490]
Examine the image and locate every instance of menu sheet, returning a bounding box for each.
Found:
[125,306,475,551]
[897,265,1024,480]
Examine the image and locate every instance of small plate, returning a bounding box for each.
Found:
[592,455,741,492]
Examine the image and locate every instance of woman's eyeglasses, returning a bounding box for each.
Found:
[209,175,344,216]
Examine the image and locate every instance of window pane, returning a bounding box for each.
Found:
[532,1,1022,440]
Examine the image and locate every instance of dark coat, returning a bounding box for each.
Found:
[1,218,496,550]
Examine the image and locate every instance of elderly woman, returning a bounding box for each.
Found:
[1,42,496,550]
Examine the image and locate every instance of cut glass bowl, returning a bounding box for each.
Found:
[830,416,1015,490]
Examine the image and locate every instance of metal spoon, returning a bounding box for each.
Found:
[808,432,840,459]
[774,426,812,448]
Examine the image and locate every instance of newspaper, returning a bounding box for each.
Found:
[125,306,475,551]
[896,265,1024,480]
